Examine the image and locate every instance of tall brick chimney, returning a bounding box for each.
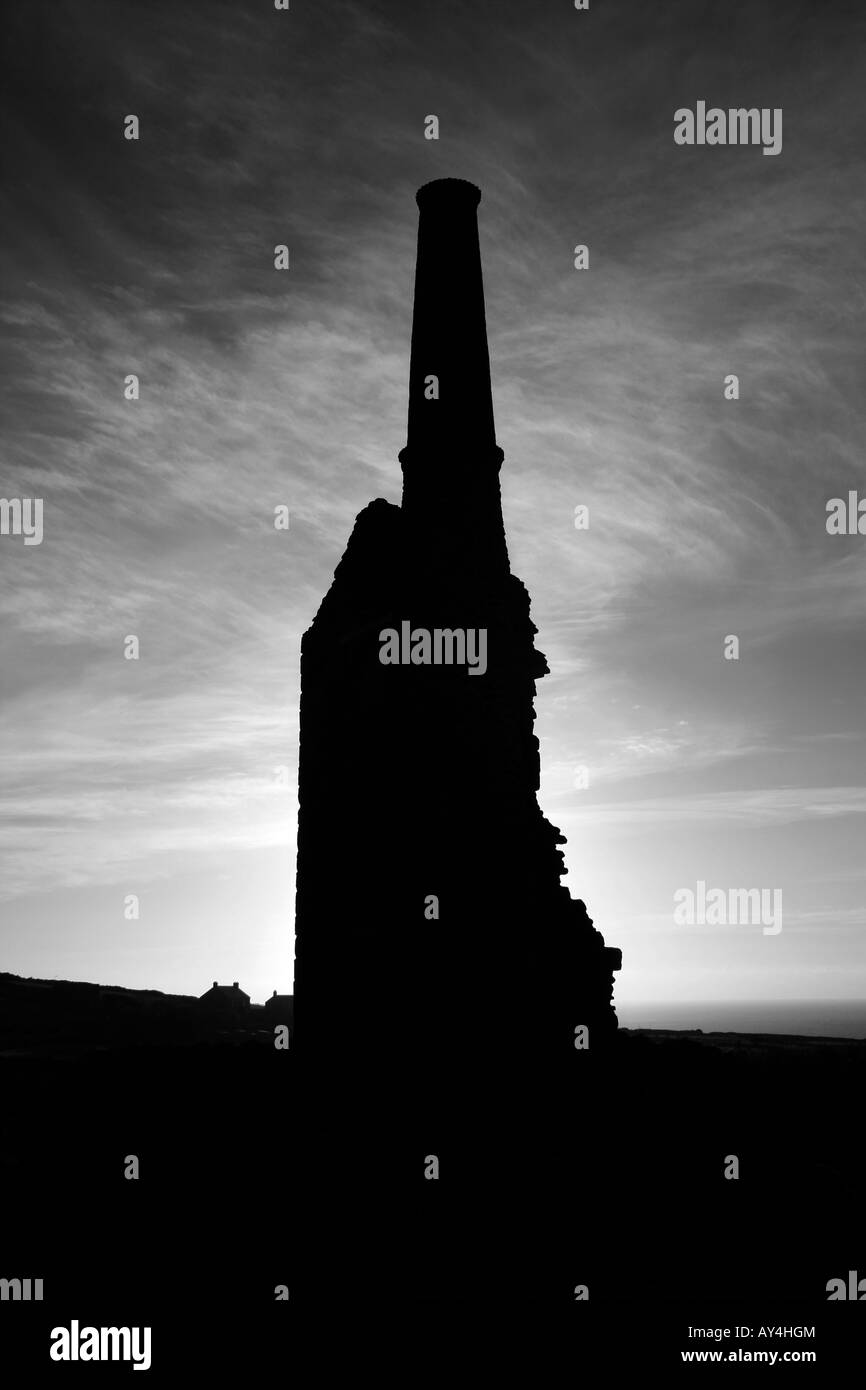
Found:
[399,178,509,581]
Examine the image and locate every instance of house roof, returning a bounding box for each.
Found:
[200,982,250,1000]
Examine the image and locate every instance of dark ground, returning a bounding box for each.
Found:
[1,980,863,1372]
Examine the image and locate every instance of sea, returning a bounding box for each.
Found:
[616,999,866,1040]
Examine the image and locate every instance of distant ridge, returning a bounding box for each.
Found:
[0,971,292,1059]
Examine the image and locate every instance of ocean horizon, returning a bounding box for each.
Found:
[617,999,866,1040]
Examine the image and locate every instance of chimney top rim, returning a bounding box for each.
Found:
[416,178,481,210]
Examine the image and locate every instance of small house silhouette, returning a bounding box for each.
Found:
[263,990,294,1029]
[198,981,250,1015]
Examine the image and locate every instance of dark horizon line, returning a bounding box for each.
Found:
[4,969,864,1030]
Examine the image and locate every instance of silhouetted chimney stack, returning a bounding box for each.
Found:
[399,178,508,578]
[294,178,620,1083]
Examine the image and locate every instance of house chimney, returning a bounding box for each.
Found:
[232,981,239,989]
[212,980,218,989]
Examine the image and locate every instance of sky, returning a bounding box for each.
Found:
[1,0,864,1017]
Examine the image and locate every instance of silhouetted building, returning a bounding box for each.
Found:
[294,178,620,1093]
[199,981,250,1017]
[264,991,294,1029]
